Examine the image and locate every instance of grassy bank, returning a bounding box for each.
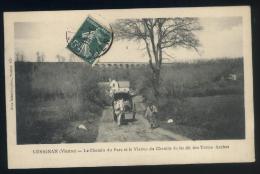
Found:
[15,62,109,144]
[158,95,245,140]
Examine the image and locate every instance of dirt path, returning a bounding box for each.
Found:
[96,96,190,142]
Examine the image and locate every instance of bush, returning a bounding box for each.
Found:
[15,62,110,144]
[159,58,244,98]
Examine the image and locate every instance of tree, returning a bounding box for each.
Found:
[15,51,21,62]
[69,53,77,62]
[15,51,25,62]
[56,54,61,62]
[36,52,45,62]
[56,54,66,62]
[36,51,42,62]
[113,18,202,102]
[19,51,24,62]
[41,53,45,62]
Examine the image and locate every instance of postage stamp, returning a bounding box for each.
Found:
[67,16,113,64]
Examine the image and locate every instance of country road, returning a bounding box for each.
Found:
[96,96,190,142]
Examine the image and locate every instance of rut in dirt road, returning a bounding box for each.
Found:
[96,96,190,142]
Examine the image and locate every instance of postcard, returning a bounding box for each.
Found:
[4,6,254,168]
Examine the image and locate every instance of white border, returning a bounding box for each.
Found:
[4,6,254,169]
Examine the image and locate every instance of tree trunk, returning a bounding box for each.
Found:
[152,68,160,104]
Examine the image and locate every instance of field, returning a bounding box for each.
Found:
[15,58,245,144]
[154,58,245,139]
[158,95,245,140]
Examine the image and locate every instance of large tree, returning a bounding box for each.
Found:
[113,18,202,102]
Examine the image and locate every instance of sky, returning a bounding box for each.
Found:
[14,16,243,62]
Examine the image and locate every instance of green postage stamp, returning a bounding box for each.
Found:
[67,16,113,64]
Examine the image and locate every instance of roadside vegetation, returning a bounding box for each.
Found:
[15,57,244,144]
[97,57,245,139]
[16,62,110,144]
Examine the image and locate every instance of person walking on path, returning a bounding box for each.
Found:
[145,102,159,129]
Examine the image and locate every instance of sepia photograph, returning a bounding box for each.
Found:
[4,6,254,168]
[15,17,245,144]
